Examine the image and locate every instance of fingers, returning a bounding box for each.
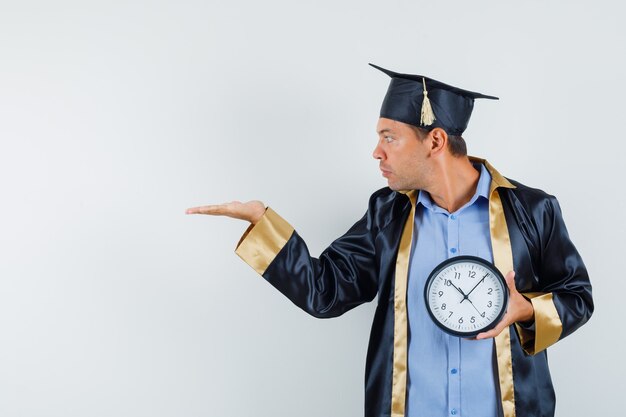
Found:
[186,205,218,215]
[475,331,491,340]
[186,203,232,215]
[476,330,497,340]
[476,310,512,340]
[476,320,506,340]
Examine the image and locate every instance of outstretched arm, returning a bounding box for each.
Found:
[187,197,380,318]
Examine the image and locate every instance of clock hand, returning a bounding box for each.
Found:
[460,274,488,304]
[464,296,483,316]
[463,274,488,299]
[446,280,468,300]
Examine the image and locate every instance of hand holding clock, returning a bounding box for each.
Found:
[475,271,534,340]
[425,257,535,338]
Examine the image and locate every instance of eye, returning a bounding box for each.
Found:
[384,136,394,143]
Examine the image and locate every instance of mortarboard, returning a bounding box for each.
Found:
[370,63,498,136]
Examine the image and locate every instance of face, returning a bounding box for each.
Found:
[373,118,434,191]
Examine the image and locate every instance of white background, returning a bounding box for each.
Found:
[0,1,622,416]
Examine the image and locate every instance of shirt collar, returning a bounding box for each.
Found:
[417,162,492,214]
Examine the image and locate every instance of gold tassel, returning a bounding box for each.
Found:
[420,77,435,126]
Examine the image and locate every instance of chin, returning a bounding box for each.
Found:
[386,177,413,191]
[387,182,401,191]
[388,180,418,192]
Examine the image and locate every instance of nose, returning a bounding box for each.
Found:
[372,141,385,160]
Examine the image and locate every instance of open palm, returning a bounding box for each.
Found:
[186,200,266,224]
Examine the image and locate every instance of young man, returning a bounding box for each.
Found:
[187,64,593,417]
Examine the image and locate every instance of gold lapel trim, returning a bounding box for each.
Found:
[489,187,517,417]
[391,189,416,417]
[479,156,517,417]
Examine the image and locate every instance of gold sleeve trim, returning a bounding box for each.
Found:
[489,187,517,417]
[514,292,563,355]
[390,190,417,417]
[234,207,295,275]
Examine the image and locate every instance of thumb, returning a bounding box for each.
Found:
[505,270,517,293]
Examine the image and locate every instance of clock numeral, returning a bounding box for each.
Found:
[470,316,476,323]
[458,317,464,324]
[487,301,493,308]
[454,272,461,280]
[441,303,446,310]
[445,279,452,286]
[480,312,486,318]
[438,291,444,297]
[448,311,453,318]
[468,271,476,279]
[487,288,493,295]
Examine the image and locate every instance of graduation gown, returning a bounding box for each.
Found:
[234,157,593,417]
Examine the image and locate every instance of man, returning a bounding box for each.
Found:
[187,64,593,417]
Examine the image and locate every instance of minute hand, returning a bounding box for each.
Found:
[461,273,488,303]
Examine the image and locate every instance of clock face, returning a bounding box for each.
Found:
[424,256,508,337]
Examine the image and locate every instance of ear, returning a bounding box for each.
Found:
[429,128,448,155]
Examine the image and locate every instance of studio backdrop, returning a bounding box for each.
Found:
[0,1,621,416]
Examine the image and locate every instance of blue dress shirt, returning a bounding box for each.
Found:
[405,163,501,417]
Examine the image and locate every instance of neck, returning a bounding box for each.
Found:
[427,156,481,213]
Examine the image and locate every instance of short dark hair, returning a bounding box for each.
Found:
[410,125,467,157]
[447,135,467,157]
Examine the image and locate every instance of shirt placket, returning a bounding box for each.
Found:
[447,211,461,416]
[448,337,461,416]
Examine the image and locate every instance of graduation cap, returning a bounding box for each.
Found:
[370,63,498,136]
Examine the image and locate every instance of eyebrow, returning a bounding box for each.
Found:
[377,128,394,135]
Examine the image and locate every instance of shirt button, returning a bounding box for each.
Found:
[450,214,457,220]
[451,368,458,374]
[450,248,457,254]
[451,409,457,415]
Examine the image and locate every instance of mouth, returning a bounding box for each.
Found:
[380,166,392,177]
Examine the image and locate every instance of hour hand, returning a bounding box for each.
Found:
[446,280,467,298]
